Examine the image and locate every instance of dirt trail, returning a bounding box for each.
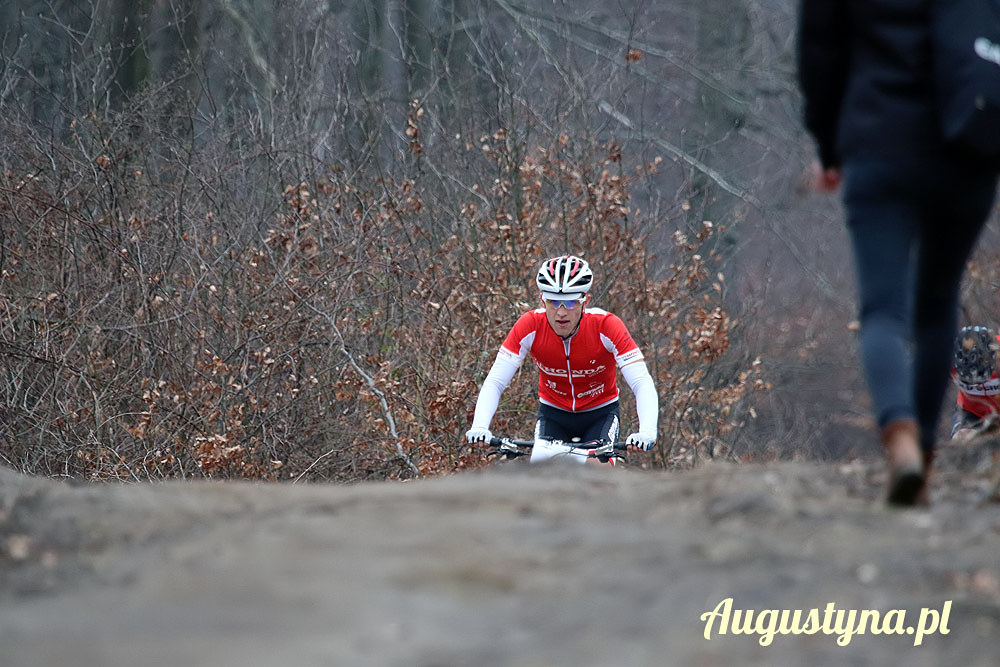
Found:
[2,439,999,667]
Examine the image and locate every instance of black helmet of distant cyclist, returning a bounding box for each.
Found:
[536,255,593,297]
[954,325,999,384]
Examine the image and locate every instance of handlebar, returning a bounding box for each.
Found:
[484,437,533,461]
[483,436,629,462]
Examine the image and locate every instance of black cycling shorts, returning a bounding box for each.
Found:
[534,401,620,444]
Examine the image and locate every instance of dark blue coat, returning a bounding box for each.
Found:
[797,0,945,169]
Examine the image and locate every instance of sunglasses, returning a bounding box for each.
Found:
[544,297,584,310]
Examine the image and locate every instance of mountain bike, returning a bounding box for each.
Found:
[484,436,629,464]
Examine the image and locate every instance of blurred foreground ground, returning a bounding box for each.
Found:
[1,438,999,667]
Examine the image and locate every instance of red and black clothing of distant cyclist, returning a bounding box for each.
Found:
[951,326,1000,438]
[466,255,658,463]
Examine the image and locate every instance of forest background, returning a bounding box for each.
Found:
[1,0,998,483]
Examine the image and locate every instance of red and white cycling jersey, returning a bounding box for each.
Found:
[498,308,644,412]
[955,372,1000,418]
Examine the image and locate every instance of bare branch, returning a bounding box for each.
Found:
[289,285,421,478]
[598,99,760,206]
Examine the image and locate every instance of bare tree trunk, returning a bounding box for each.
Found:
[684,0,752,275]
[405,0,435,97]
[0,1,17,44]
[355,0,387,95]
[144,0,203,139]
[2,1,80,123]
[148,0,202,85]
[218,0,277,98]
[350,0,388,156]
[107,0,153,106]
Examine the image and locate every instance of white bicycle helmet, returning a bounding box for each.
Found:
[536,255,593,298]
[954,325,999,384]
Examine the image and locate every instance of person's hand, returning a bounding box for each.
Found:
[806,161,842,193]
[466,427,492,444]
[952,428,978,443]
[952,414,1000,443]
[625,432,655,451]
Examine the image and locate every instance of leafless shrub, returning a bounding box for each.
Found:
[0,2,768,482]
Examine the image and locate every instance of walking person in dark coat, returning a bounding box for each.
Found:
[796,0,999,505]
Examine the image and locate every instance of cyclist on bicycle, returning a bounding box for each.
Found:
[465,255,658,464]
[951,325,1000,441]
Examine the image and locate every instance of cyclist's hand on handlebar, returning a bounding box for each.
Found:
[466,427,492,444]
[625,432,655,451]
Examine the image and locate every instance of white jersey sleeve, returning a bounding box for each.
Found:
[621,360,658,440]
[469,349,524,430]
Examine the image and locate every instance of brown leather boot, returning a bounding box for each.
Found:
[880,419,924,506]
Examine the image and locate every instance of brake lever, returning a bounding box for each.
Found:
[587,442,625,463]
[486,441,527,460]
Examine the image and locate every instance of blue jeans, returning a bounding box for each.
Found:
[842,156,997,451]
